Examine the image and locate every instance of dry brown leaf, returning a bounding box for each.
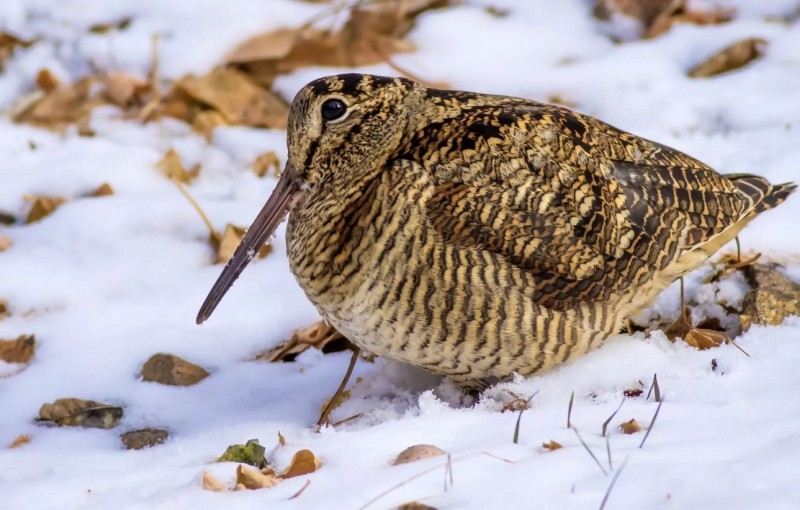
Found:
[620,419,643,434]
[278,431,286,447]
[397,503,438,510]
[666,307,727,349]
[89,182,115,197]
[393,444,446,465]
[211,223,272,264]
[13,76,103,131]
[0,299,8,318]
[236,464,282,489]
[201,471,226,492]
[0,32,39,70]
[155,148,200,183]
[689,38,767,78]
[192,110,228,140]
[279,449,321,478]
[35,69,60,93]
[593,0,734,39]
[121,428,169,450]
[88,17,132,34]
[252,151,281,178]
[0,334,35,364]
[25,195,65,224]
[102,72,153,108]
[38,398,123,429]
[251,320,353,362]
[0,236,11,252]
[542,440,563,451]
[141,353,209,386]
[174,67,288,128]
[9,434,31,448]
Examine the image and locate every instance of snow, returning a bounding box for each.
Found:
[1,1,800,509]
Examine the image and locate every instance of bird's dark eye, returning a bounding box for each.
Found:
[321,98,347,121]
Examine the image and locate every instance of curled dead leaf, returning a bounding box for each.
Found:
[25,195,66,224]
[393,444,446,465]
[141,353,209,386]
[689,38,767,78]
[13,76,103,131]
[102,72,153,108]
[542,440,563,451]
[252,151,281,178]
[252,320,353,362]
[9,434,31,448]
[620,419,643,434]
[236,464,282,489]
[155,148,200,184]
[0,334,35,363]
[279,449,321,478]
[211,224,272,265]
[201,471,226,492]
[121,428,169,450]
[38,398,123,429]
[593,0,734,39]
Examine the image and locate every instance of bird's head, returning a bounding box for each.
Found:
[196,73,420,324]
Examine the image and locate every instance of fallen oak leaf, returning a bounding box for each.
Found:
[211,224,272,264]
[236,464,282,489]
[155,148,199,183]
[619,419,643,434]
[0,334,35,363]
[38,398,123,429]
[201,471,226,492]
[279,449,321,478]
[141,353,209,386]
[542,440,563,451]
[13,76,103,131]
[689,38,767,78]
[24,195,65,224]
[9,434,31,448]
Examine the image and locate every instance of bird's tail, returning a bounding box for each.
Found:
[725,173,797,215]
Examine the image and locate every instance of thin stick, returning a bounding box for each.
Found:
[598,455,630,510]
[639,397,665,449]
[331,413,363,428]
[645,373,661,403]
[171,178,216,238]
[567,391,575,428]
[735,236,741,263]
[572,427,607,476]
[288,479,311,500]
[605,433,613,472]
[443,454,453,492]
[317,347,360,429]
[601,399,625,437]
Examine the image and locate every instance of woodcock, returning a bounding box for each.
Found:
[197,74,795,386]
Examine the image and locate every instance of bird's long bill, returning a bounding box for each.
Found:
[196,163,303,325]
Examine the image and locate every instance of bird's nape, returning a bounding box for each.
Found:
[196,162,305,324]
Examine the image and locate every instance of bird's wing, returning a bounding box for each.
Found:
[423,105,749,310]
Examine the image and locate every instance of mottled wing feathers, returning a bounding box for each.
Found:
[422,102,765,310]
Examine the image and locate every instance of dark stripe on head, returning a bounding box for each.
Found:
[339,74,365,95]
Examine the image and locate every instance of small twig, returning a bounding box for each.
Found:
[735,236,741,263]
[601,399,625,437]
[149,33,159,90]
[572,427,607,476]
[645,374,661,403]
[443,454,453,492]
[480,452,516,464]
[567,391,575,428]
[317,347,360,429]
[728,338,751,357]
[598,455,630,510]
[288,479,311,500]
[605,433,613,472]
[639,397,665,449]
[331,413,363,428]
[513,391,539,444]
[171,178,217,238]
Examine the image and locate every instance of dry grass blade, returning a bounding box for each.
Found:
[288,479,311,500]
[331,413,363,427]
[605,434,612,471]
[567,390,575,428]
[512,391,539,444]
[601,399,625,437]
[317,347,360,429]
[598,455,630,510]
[646,374,661,402]
[639,397,664,449]
[572,427,607,476]
[443,453,453,492]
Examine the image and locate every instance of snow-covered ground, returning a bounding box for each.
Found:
[2,1,800,509]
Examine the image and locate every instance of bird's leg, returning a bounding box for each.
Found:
[317,346,360,430]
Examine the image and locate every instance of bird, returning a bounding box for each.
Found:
[197,73,795,387]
